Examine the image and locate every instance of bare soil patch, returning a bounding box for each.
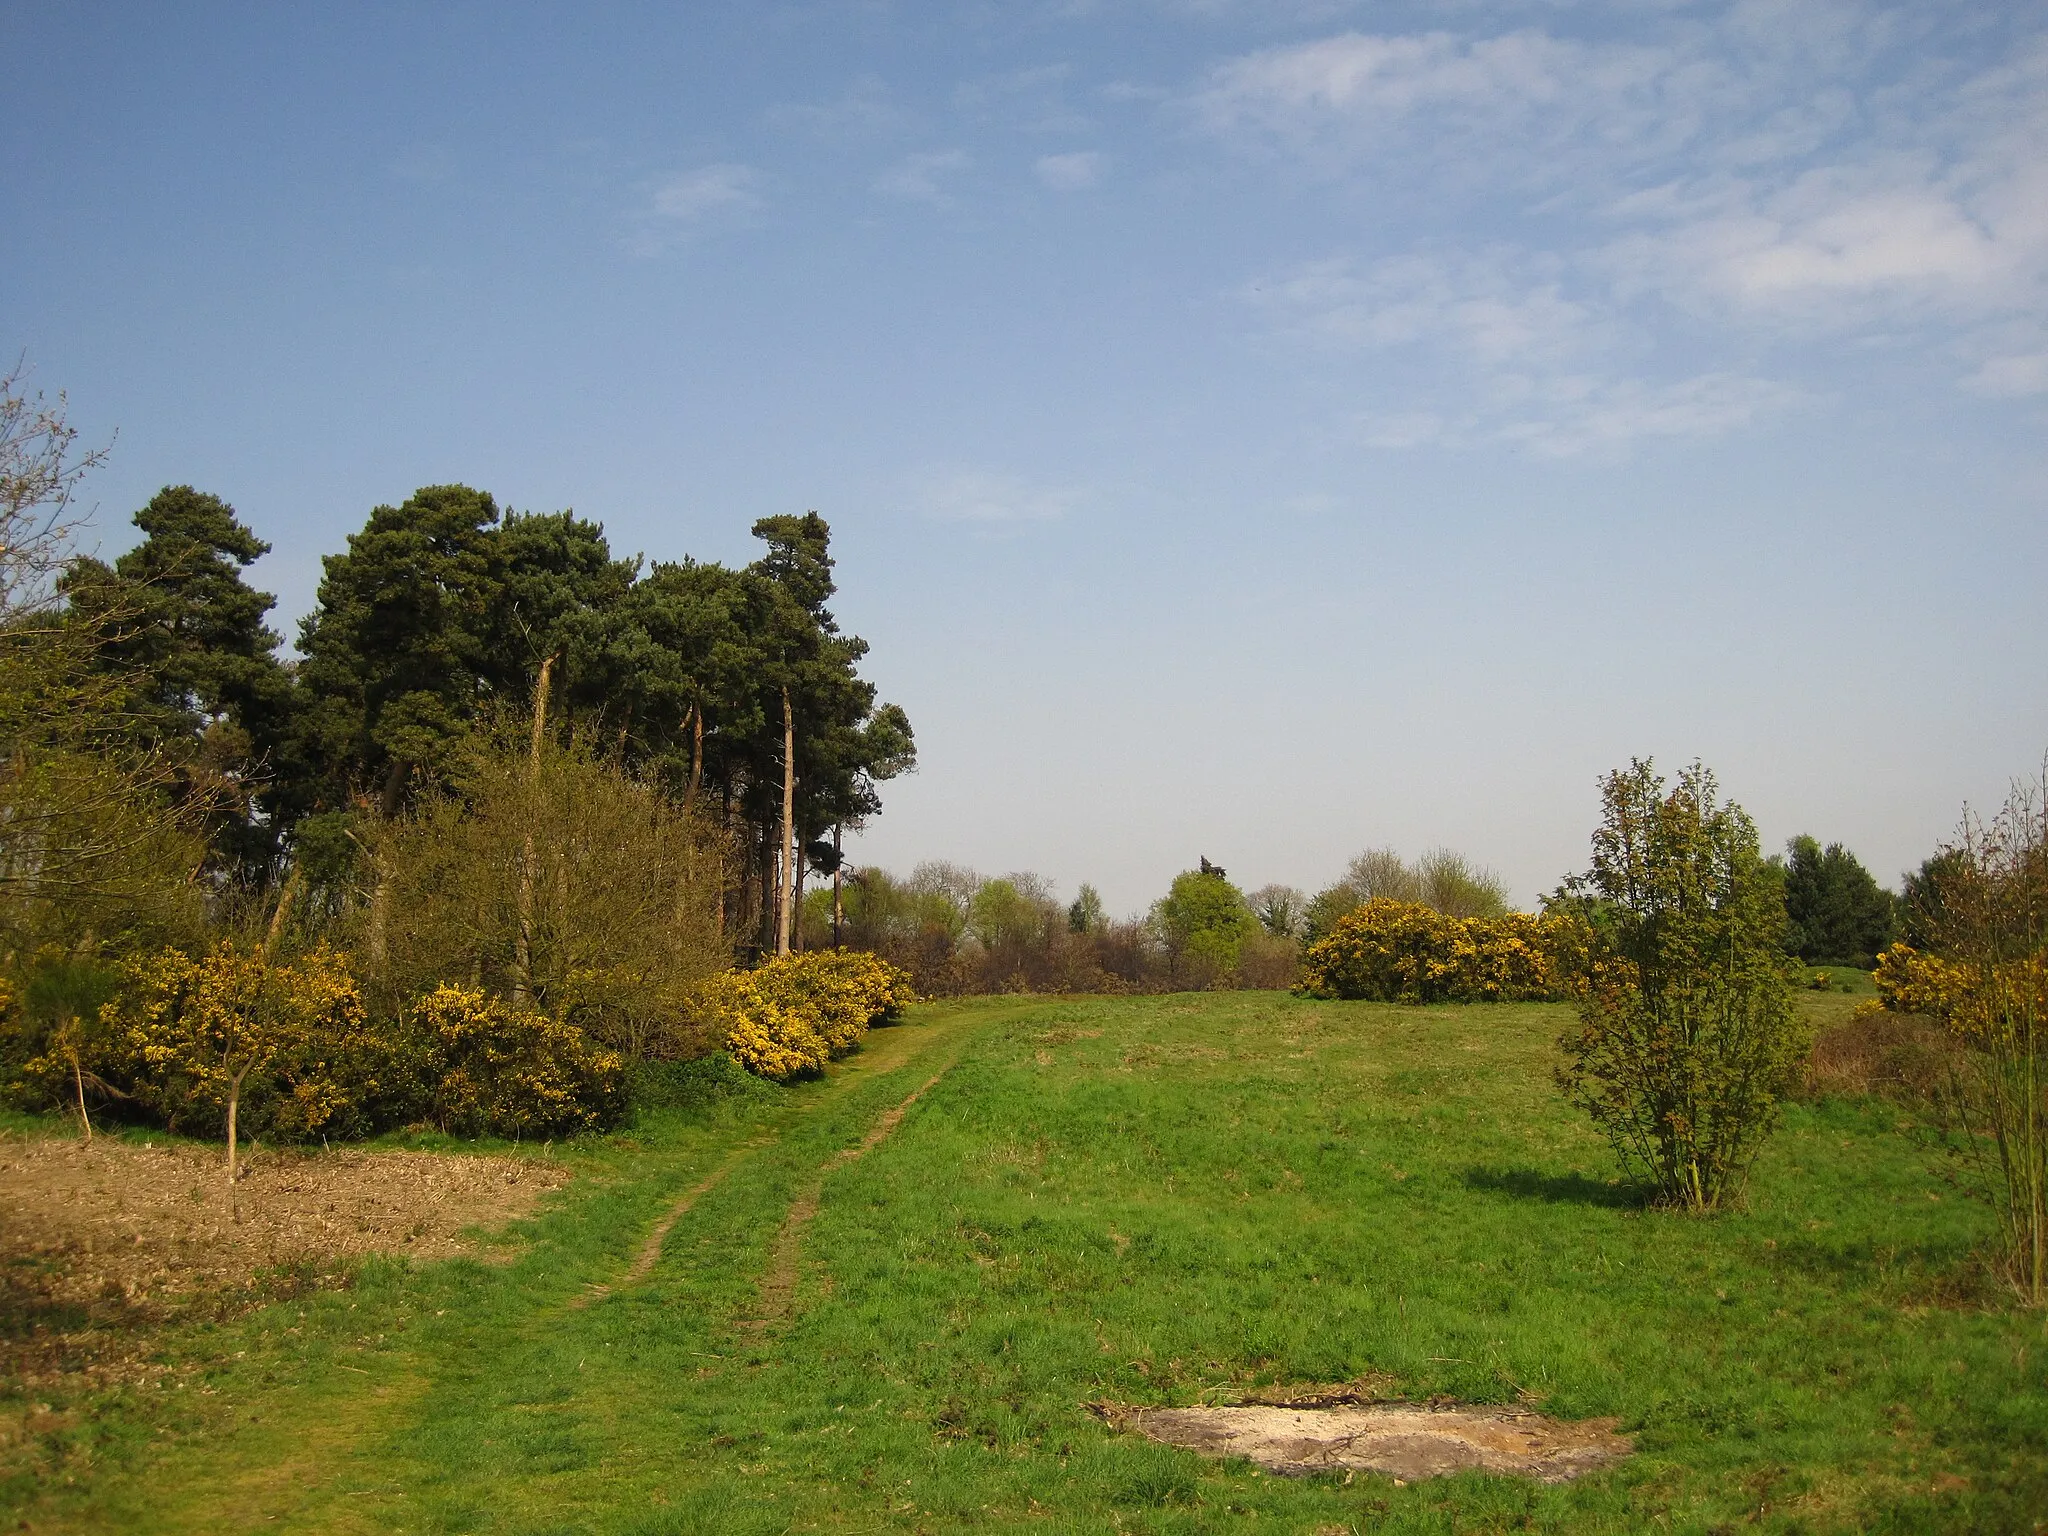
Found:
[0,1132,567,1389]
[1103,1400,1632,1484]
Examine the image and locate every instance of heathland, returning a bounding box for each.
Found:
[6,988,2043,1535]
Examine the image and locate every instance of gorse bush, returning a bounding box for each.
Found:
[705,950,915,1082]
[92,943,376,1142]
[1871,770,2048,1305]
[2,944,629,1144]
[1295,899,1564,1003]
[1873,941,1971,1017]
[409,984,626,1138]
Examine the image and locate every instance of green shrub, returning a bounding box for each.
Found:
[1554,760,1801,1212]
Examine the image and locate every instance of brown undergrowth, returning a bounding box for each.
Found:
[0,1132,566,1393]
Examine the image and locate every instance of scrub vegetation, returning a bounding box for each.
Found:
[5,362,2048,1530]
[5,992,2045,1534]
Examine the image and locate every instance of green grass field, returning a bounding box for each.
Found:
[7,992,2046,1534]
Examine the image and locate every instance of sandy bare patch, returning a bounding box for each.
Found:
[0,1132,567,1388]
[1103,1401,1632,1483]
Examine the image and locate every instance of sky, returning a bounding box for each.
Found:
[5,0,2046,916]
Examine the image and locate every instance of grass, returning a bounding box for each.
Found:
[5,991,2046,1533]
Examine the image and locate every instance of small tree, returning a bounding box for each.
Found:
[111,942,363,1217]
[1555,760,1800,1211]
[1153,867,1255,982]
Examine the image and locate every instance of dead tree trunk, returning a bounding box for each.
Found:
[776,686,796,957]
[685,704,704,816]
[832,823,844,949]
[511,654,556,1005]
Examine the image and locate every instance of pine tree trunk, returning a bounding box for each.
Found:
[685,705,704,817]
[776,687,795,957]
[832,823,844,950]
[73,1056,91,1145]
[512,655,556,1005]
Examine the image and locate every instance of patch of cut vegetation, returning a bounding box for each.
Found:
[1104,1399,1632,1482]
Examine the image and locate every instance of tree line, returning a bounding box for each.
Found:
[30,472,912,962]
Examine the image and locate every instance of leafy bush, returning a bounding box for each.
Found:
[1553,760,1801,1212]
[408,984,626,1138]
[704,950,916,1082]
[1295,899,1563,1003]
[90,942,385,1141]
[1872,771,2048,1304]
[363,726,728,1060]
[1873,942,1971,1016]
[5,945,628,1143]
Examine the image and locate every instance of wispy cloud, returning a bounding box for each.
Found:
[1035,150,1107,189]
[914,468,1077,525]
[625,163,762,253]
[874,149,972,203]
[768,76,910,140]
[1211,9,2048,435]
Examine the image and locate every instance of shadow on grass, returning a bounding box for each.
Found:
[1461,1167,1645,1209]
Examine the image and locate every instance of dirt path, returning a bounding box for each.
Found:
[741,1055,960,1332]
[569,1138,771,1309]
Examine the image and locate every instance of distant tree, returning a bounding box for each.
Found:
[1068,883,1105,934]
[1303,846,1506,938]
[1555,760,1801,1211]
[1898,848,1970,951]
[968,877,1050,956]
[1780,835,1894,964]
[1413,847,1510,918]
[1248,883,1308,938]
[1153,866,1255,980]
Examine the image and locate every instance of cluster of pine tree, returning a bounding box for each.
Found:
[51,483,913,957]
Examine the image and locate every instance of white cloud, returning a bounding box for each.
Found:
[623,163,762,255]
[1214,12,2048,423]
[768,76,908,139]
[1035,150,1107,190]
[915,468,1075,524]
[874,149,972,203]
[1252,253,1602,365]
[1492,372,1808,457]
[649,163,760,222]
[1966,353,2048,397]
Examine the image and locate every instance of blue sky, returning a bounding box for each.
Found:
[6,1,2046,914]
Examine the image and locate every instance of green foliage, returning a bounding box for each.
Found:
[24,995,2048,1533]
[1066,882,1104,934]
[1152,867,1255,979]
[1296,898,1564,1003]
[364,724,728,1059]
[1555,759,1803,1211]
[59,486,295,873]
[1779,834,1895,965]
[290,484,505,815]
